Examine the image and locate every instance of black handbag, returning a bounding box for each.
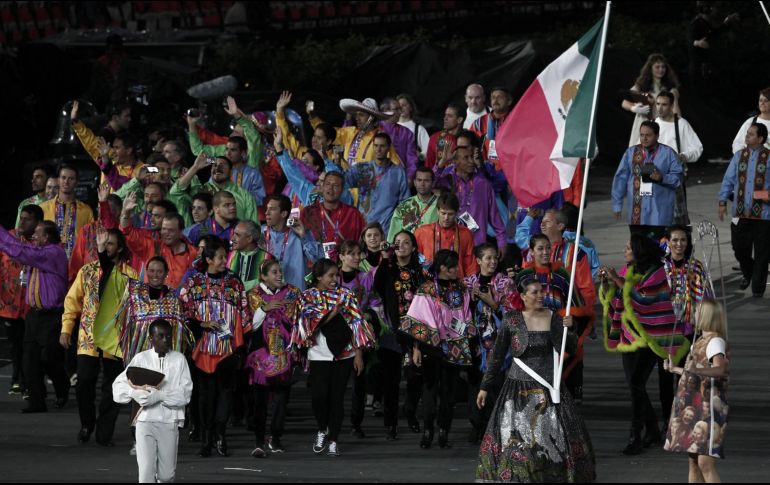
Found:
[321,313,353,358]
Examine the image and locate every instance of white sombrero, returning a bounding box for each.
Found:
[339,97,393,119]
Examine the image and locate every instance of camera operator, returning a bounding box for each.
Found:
[261,194,324,291]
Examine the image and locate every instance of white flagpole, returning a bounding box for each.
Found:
[761,2,770,27]
[556,1,611,397]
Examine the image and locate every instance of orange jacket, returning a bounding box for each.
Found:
[414,222,478,279]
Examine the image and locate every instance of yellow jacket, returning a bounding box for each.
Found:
[63,260,139,359]
[40,197,95,259]
[276,111,338,163]
[309,115,402,165]
[72,120,144,185]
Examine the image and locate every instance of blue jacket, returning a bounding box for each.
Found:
[612,143,682,226]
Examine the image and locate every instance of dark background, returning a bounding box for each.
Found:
[1,1,767,225]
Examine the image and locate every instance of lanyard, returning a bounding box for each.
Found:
[433,223,460,256]
[455,174,475,210]
[264,228,290,261]
[416,195,437,223]
[644,145,659,164]
[319,203,343,242]
[204,273,227,323]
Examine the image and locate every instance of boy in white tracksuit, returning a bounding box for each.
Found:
[113,319,193,483]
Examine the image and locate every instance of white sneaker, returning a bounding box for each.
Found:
[129,442,136,456]
[312,431,327,454]
[327,441,339,457]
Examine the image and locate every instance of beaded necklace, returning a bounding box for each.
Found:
[55,198,77,258]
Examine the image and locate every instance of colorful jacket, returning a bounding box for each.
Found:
[63,260,139,359]
[291,287,375,360]
[116,280,192,366]
[179,270,251,374]
[246,283,301,385]
[401,279,477,366]
[600,265,690,362]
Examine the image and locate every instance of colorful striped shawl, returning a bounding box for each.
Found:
[600,265,689,362]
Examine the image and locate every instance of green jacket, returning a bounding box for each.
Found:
[188,117,264,169]
[169,177,258,226]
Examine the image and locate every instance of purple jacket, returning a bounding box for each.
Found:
[341,118,418,180]
[0,225,68,309]
[434,166,506,249]
[379,121,418,181]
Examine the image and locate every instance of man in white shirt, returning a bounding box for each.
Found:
[654,91,703,163]
[649,91,702,224]
[463,83,489,129]
[731,87,770,153]
[113,319,193,483]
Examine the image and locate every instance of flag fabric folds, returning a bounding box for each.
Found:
[497,19,603,208]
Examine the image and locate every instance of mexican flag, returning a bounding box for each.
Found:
[497,18,605,208]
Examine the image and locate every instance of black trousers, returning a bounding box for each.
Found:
[186,355,199,431]
[378,348,403,428]
[23,308,69,409]
[76,354,123,443]
[732,218,770,295]
[309,359,353,442]
[622,348,659,434]
[403,362,423,421]
[197,356,237,435]
[350,351,370,428]
[467,366,503,435]
[421,354,458,432]
[4,318,25,387]
[253,384,290,445]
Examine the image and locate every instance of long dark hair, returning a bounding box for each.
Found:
[634,53,680,92]
[665,224,693,260]
[311,258,338,287]
[431,249,459,277]
[197,236,227,273]
[107,228,131,263]
[393,230,420,268]
[630,234,664,274]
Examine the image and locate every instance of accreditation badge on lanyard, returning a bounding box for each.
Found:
[487,140,498,161]
[639,181,654,197]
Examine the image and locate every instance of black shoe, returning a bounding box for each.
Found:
[268,436,284,453]
[643,431,661,448]
[438,428,451,449]
[54,396,68,409]
[96,439,114,447]
[753,292,764,298]
[385,425,399,441]
[21,405,46,414]
[467,428,480,444]
[419,430,434,449]
[188,426,200,442]
[407,416,421,433]
[740,277,750,290]
[622,437,644,455]
[351,426,366,439]
[77,427,92,443]
[199,432,213,457]
[215,435,229,457]
[199,444,211,457]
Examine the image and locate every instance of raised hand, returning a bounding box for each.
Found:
[276,91,292,113]
[96,137,111,157]
[124,192,139,213]
[70,100,79,121]
[274,126,284,152]
[97,182,111,202]
[95,225,109,250]
[224,96,240,117]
